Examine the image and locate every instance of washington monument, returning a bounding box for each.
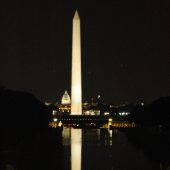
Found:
[71,11,82,170]
[71,11,82,115]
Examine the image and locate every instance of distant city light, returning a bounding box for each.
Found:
[118,112,130,116]
[45,102,52,106]
[53,118,58,122]
[58,121,62,127]
[52,110,57,115]
[104,112,110,116]
[109,118,113,122]
[86,111,90,114]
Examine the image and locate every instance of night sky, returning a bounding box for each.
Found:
[0,0,169,104]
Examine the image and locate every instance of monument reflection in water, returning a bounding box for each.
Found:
[70,10,82,170]
[71,129,82,170]
[62,128,159,170]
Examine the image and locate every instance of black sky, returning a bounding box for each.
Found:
[0,0,169,104]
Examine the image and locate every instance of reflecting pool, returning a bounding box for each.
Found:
[62,128,163,170]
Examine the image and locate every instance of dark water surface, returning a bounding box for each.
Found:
[62,128,169,170]
[0,128,170,170]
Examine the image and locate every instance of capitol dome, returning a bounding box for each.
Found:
[61,91,71,104]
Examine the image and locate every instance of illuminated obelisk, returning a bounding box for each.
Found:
[71,10,82,170]
[71,10,82,115]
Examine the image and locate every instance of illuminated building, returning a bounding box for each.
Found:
[57,91,71,114]
[56,94,101,115]
[61,91,71,105]
[58,104,71,114]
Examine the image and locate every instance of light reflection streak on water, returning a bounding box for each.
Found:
[71,128,82,170]
[109,130,113,146]
[97,129,100,145]
[62,128,158,170]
